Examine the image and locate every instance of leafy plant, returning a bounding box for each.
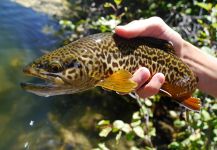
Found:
[56,0,217,149]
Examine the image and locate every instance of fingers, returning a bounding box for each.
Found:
[136,73,165,99]
[115,17,167,38]
[132,67,150,90]
[115,16,183,53]
[131,67,165,99]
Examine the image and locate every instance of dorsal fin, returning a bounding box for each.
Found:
[143,37,176,55]
[162,42,176,55]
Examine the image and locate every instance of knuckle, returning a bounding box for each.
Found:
[175,32,182,40]
[136,89,147,99]
[137,93,146,99]
[139,67,150,77]
[146,85,160,94]
[130,20,140,24]
[150,16,164,23]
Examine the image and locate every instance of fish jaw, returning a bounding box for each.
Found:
[21,66,96,97]
[20,82,89,97]
[23,65,68,84]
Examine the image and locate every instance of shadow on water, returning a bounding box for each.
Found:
[0,0,139,149]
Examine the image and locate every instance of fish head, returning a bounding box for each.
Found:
[21,50,98,97]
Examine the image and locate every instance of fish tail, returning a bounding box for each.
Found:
[181,97,201,111]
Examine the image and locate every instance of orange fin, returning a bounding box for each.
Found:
[96,70,138,93]
[180,97,201,111]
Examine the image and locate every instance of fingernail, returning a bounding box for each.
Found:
[133,67,150,78]
[156,73,165,84]
[115,25,124,30]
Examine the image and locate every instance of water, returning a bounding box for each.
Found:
[0,0,62,149]
[0,1,137,149]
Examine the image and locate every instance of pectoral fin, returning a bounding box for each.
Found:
[96,70,138,93]
[180,97,201,111]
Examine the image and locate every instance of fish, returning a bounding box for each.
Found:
[21,33,201,111]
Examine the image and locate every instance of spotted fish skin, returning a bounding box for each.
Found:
[22,33,199,108]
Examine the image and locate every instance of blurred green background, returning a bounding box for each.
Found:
[0,0,216,149]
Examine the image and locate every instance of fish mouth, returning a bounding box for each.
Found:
[21,66,72,97]
[22,66,58,81]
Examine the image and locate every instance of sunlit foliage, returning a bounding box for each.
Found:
[59,0,217,149]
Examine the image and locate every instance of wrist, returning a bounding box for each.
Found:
[178,40,191,59]
[179,40,217,96]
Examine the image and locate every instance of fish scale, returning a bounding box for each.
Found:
[21,33,201,111]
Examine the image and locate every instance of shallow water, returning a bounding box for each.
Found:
[0,1,137,149]
[0,0,62,149]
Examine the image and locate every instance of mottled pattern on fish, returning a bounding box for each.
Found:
[35,34,196,91]
[22,33,200,110]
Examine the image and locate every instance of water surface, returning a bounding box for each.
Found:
[0,0,62,149]
[0,1,137,149]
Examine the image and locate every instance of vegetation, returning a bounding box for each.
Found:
[56,0,217,149]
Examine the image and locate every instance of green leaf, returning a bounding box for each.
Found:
[168,142,180,149]
[201,109,211,121]
[113,120,125,130]
[148,128,156,137]
[114,0,122,6]
[185,8,192,14]
[144,99,152,106]
[132,111,141,120]
[130,146,140,150]
[213,129,217,135]
[121,123,132,133]
[196,2,213,11]
[97,143,110,150]
[99,126,112,137]
[115,131,122,142]
[211,23,217,29]
[104,2,112,8]
[197,19,203,24]
[202,122,209,129]
[193,113,201,121]
[144,146,155,150]
[211,104,217,110]
[126,132,135,141]
[133,126,145,139]
[98,120,110,126]
[169,110,178,119]
[131,120,141,127]
[174,120,186,128]
[189,130,201,141]
[196,140,204,145]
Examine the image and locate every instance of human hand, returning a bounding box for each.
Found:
[132,67,165,99]
[115,16,183,57]
[115,17,183,99]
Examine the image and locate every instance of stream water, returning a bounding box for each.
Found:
[0,0,68,149]
[0,1,137,149]
[0,0,75,150]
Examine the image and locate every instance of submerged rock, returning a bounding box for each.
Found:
[14,0,72,18]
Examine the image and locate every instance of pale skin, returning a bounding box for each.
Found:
[115,16,217,98]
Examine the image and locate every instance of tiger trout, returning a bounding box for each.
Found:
[21,33,201,111]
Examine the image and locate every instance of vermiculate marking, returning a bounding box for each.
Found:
[21,33,201,111]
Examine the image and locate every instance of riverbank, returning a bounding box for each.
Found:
[14,0,72,18]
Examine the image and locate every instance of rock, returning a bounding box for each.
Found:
[14,0,72,18]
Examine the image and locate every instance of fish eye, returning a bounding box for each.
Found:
[50,60,63,73]
[67,59,82,68]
